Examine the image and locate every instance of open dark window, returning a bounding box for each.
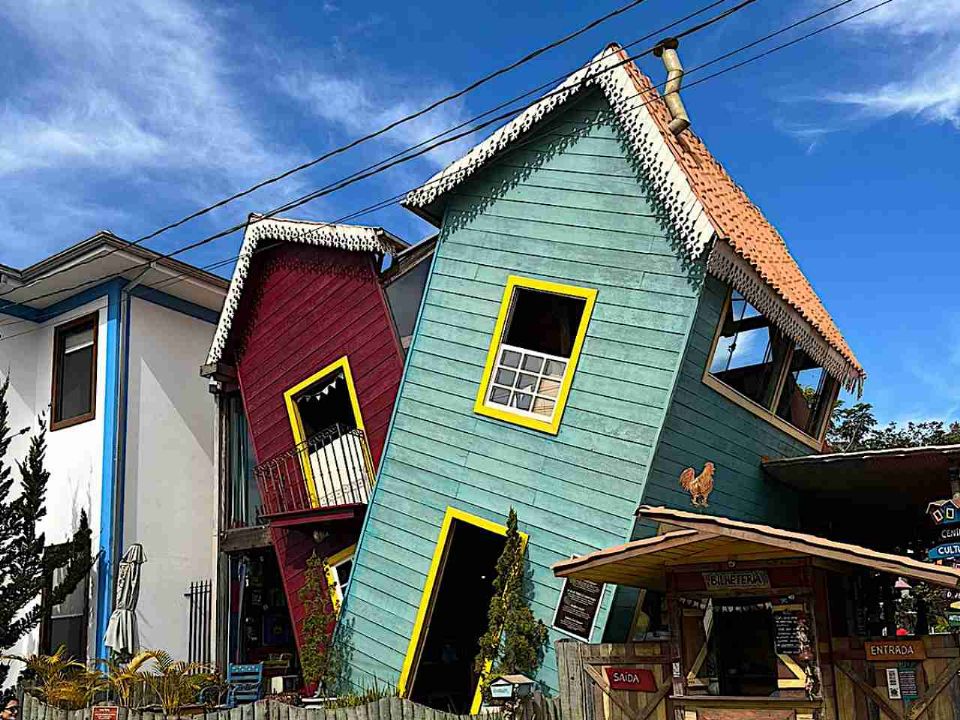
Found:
[708,292,789,408]
[293,369,357,438]
[775,346,837,437]
[478,278,597,433]
[714,600,778,697]
[51,313,98,431]
[285,359,371,508]
[706,289,839,442]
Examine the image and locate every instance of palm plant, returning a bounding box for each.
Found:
[99,650,159,707]
[4,647,104,710]
[144,651,214,715]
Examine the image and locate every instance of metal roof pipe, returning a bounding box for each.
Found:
[653,37,690,136]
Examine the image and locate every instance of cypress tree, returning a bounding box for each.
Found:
[0,375,92,665]
[474,507,549,697]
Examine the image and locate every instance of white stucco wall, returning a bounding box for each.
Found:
[122,297,217,658]
[1,300,107,673]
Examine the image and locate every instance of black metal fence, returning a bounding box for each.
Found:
[184,579,211,666]
[254,423,374,517]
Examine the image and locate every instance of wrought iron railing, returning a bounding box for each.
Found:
[254,424,374,517]
[184,579,212,666]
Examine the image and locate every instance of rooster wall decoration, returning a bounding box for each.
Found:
[679,462,715,508]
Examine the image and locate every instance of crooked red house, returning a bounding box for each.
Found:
[201,215,433,688]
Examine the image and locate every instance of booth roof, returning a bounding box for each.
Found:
[552,505,960,591]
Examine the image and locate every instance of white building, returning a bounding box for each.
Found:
[0,231,226,671]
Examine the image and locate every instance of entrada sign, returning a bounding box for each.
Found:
[864,640,927,662]
[604,667,656,692]
[927,543,960,561]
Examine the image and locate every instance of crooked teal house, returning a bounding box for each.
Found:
[338,43,864,710]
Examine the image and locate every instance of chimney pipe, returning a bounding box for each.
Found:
[653,37,690,136]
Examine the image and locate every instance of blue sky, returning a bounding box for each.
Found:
[1,0,957,425]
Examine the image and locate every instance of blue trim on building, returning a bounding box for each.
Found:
[95,281,123,659]
[0,274,219,657]
[128,286,219,324]
[0,302,41,322]
[338,226,446,627]
[0,278,219,325]
[115,293,133,588]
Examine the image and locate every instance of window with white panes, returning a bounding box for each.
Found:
[476,277,596,434]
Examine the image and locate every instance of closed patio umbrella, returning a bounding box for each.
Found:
[104,544,146,657]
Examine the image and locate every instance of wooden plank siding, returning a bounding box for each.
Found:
[229,241,405,669]
[601,276,813,641]
[234,243,404,466]
[340,90,706,694]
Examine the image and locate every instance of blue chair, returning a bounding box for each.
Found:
[225,663,264,707]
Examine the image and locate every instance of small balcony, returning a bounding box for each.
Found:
[254,423,374,523]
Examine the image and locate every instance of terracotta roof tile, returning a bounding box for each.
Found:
[617,48,863,380]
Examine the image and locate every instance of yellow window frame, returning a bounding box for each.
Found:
[474,275,597,435]
[397,507,529,714]
[282,356,368,507]
[325,543,357,614]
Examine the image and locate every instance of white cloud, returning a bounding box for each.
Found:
[0,0,463,265]
[816,0,960,128]
[279,71,476,172]
[0,0,288,180]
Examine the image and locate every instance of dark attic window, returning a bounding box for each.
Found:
[706,290,838,442]
[776,346,837,437]
[708,292,789,408]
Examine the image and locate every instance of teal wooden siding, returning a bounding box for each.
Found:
[602,275,812,641]
[340,89,707,694]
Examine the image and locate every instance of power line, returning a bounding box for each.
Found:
[150,0,892,292]
[0,0,667,302]
[0,0,894,339]
[0,0,761,312]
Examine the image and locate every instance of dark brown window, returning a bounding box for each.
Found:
[706,290,839,442]
[51,312,98,431]
[708,292,790,408]
[775,346,838,437]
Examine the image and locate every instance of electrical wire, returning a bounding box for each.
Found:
[155,0,885,291]
[0,0,671,301]
[0,0,895,340]
[0,0,763,311]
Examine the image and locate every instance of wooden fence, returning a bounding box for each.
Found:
[21,693,562,720]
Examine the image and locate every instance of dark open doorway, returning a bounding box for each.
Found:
[409,520,507,713]
[714,600,778,696]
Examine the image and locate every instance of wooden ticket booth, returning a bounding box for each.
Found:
[553,506,960,720]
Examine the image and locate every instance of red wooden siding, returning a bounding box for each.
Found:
[228,242,404,664]
[270,518,362,693]
[234,243,403,466]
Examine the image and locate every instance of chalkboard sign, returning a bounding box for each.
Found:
[898,663,919,700]
[773,609,802,655]
[552,577,604,641]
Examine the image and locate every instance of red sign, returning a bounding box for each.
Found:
[92,708,118,720]
[604,667,656,692]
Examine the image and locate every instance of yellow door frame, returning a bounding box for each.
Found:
[325,543,357,614]
[283,356,367,507]
[397,506,528,714]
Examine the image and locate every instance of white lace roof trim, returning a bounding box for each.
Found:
[205,216,402,367]
[402,46,861,389]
